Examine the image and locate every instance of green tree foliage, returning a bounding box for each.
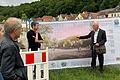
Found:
[0,0,119,22]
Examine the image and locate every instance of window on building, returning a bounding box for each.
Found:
[117,14,119,17]
[111,14,113,17]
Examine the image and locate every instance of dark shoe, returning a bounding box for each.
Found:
[92,66,96,69]
[41,70,44,78]
[99,68,104,73]
[33,72,36,79]
[90,67,96,71]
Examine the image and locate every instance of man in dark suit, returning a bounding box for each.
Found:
[77,21,107,72]
[0,17,28,80]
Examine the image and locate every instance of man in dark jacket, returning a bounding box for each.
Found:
[27,22,43,78]
[0,17,28,80]
[27,22,43,51]
[77,21,107,72]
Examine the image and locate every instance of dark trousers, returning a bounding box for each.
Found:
[91,49,104,70]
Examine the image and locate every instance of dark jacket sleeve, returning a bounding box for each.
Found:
[27,31,35,43]
[79,31,92,39]
[1,45,21,80]
[99,30,107,45]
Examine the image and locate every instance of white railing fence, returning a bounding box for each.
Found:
[20,48,49,80]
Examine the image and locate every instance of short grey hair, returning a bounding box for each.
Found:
[4,17,22,33]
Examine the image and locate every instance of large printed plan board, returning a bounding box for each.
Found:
[38,18,120,69]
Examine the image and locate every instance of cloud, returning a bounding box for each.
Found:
[0,0,39,6]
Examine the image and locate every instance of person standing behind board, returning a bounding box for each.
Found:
[77,21,107,73]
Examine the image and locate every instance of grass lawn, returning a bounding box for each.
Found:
[49,66,120,80]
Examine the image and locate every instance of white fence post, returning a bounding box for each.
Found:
[44,47,49,80]
[36,48,41,80]
[28,49,33,80]
[28,65,34,80]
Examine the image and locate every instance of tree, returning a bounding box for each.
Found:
[99,0,111,10]
[82,3,97,12]
[0,16,7,23]
[0,0,119,18]
[21,13,28,31]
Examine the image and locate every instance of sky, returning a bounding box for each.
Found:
[0,0,39,6]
